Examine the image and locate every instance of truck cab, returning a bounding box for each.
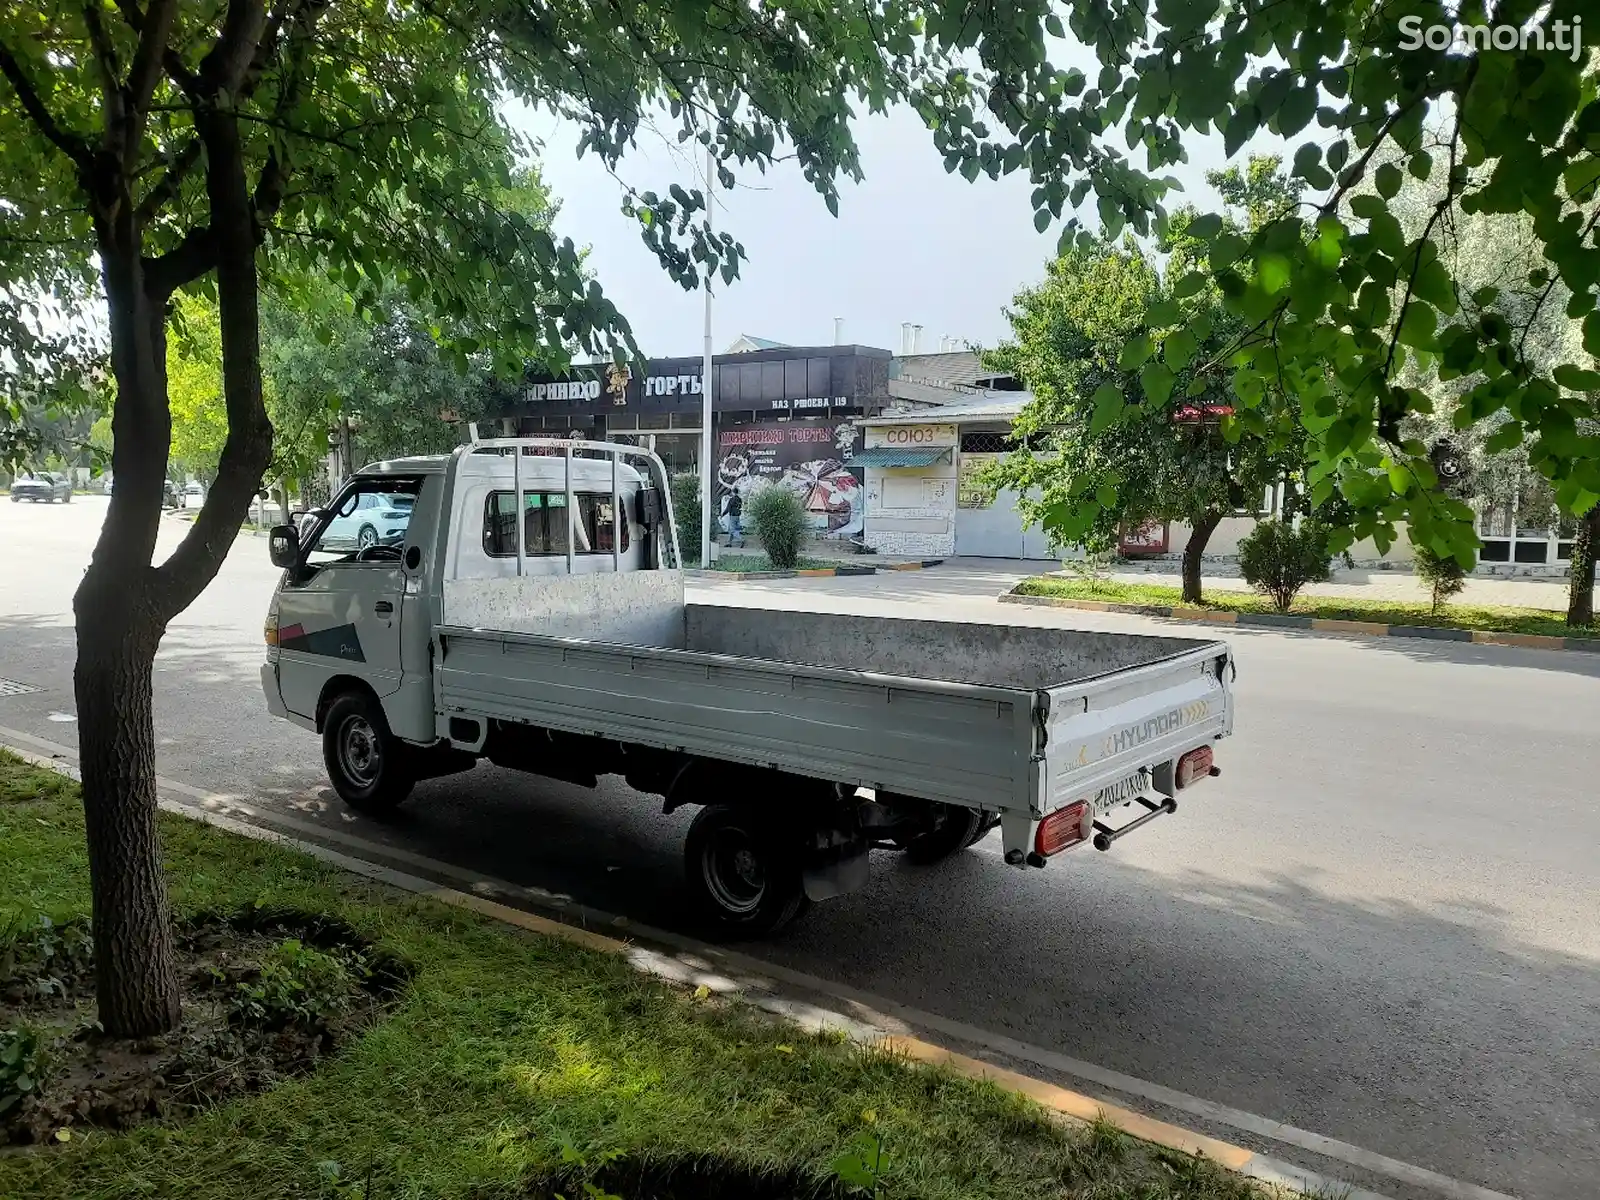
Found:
[262,444,670,763]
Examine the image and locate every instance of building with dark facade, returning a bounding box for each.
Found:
[482,343,894,542]
[491,343,891,474]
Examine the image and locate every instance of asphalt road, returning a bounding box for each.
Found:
[1,495,1597,1200]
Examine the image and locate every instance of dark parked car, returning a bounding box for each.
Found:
[9,472,72,503]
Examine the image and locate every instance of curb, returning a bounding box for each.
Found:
[999,590,1600,654]
[0,736,1406,1200]
[691,558,944,581]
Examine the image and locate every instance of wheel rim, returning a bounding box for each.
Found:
[701,826,766,915]
[358,526,378,549]
[337,714,381,787]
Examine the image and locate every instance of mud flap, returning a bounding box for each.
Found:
[802,847,870,901]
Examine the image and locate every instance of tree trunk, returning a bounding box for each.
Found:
[1568,506,1600,627]
[74,584,180,1036]
[1182,510,1223,604]
[76,232,182,1038]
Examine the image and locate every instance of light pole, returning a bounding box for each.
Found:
[699,145,715,567]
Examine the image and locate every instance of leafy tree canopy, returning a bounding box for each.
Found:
[1009,0,1600,566]
[986,158,1309,602]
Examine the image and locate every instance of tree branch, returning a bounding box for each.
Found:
[0,40,94,168]
[143,225,216,297]
[126,0,182,135]
[80,0,124,133]
[135,136,202,224]
[112,0,200,98]
[199,0,268,96]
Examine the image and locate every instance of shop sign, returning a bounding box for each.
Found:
[717,421,864,541]
[1119,521,1170,556]
[864,423,957,449]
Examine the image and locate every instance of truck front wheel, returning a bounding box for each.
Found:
[683,805,808,937]
[322,690,415,816]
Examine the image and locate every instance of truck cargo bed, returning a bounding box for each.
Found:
[684,605,1212,690]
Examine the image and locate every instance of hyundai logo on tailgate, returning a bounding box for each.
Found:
[1104,700,1210,757]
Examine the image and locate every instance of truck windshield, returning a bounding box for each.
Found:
[304,479,422,563]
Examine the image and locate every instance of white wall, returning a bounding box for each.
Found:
[1168,516,1416,565]
[863,464,956,557]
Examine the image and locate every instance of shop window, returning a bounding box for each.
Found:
[483,491,629,557]
[960,430,1011,454]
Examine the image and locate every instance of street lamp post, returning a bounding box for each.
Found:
[699,146,715,568]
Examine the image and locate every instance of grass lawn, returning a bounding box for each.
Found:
[705,553,837,573]
[0,752,1267,1200]
[1013,576,1596,639]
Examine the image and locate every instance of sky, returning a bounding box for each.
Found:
[504,100,1271,362]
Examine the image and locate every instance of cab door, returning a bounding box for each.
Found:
[275,479,419,721]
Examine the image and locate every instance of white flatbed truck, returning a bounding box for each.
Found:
[261,438,1234,934]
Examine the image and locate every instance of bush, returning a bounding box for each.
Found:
[748,486,808,569]
[1238,518,1335,612]
[669,474,702,564]
[1414,543,1467,613]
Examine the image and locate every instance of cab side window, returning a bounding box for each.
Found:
[483,491,629,557]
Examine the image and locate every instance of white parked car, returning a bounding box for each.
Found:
[311,489,416,552]
[184,482,205,506]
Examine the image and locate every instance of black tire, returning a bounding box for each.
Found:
[683,805,808,937]
[356,524,378,550]
[62,491,70,503]
[962,811,1001,849]
[901,803,984,865]
[322,690,415,815]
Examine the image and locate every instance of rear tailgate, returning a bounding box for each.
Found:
[1035,642,1232,821]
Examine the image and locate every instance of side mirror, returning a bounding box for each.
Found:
[268,524,300,568]
[635,485,663,530]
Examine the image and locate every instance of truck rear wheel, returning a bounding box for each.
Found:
[322,690,415,816]
[683,805,808,937]
[901,802,984,864]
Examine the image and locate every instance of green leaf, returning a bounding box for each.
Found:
[1140,362,1176,405]
[1145,298,1182,327]
[1278,87,1316,137]
[1408,152,1433,181]
[1472,286,1500,308]
[1210,232,1248,269]
[1553,364,1600,392]
[1090,383,1124,434]
[1350,195,1386,219]
[1172,271,1208,299]
[1483,422,1524,453]
[1564,156,1600,200]
[1186,213,1223,239]
[1045,13,1065,38]
[1034,208,1051,233]
[1095,482,1118,508]
[1118,335,1154,371]
[1374,163,1403,199]
[1163,328,1197,370]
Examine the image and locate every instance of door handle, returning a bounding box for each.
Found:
[374,601,394,615]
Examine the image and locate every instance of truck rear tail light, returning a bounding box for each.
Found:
[1035,800,1091,857]
[1176,745,1214,789]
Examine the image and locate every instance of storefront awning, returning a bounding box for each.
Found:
[849,448,952,467]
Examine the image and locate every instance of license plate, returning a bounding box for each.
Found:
[1094,770,1147,809]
